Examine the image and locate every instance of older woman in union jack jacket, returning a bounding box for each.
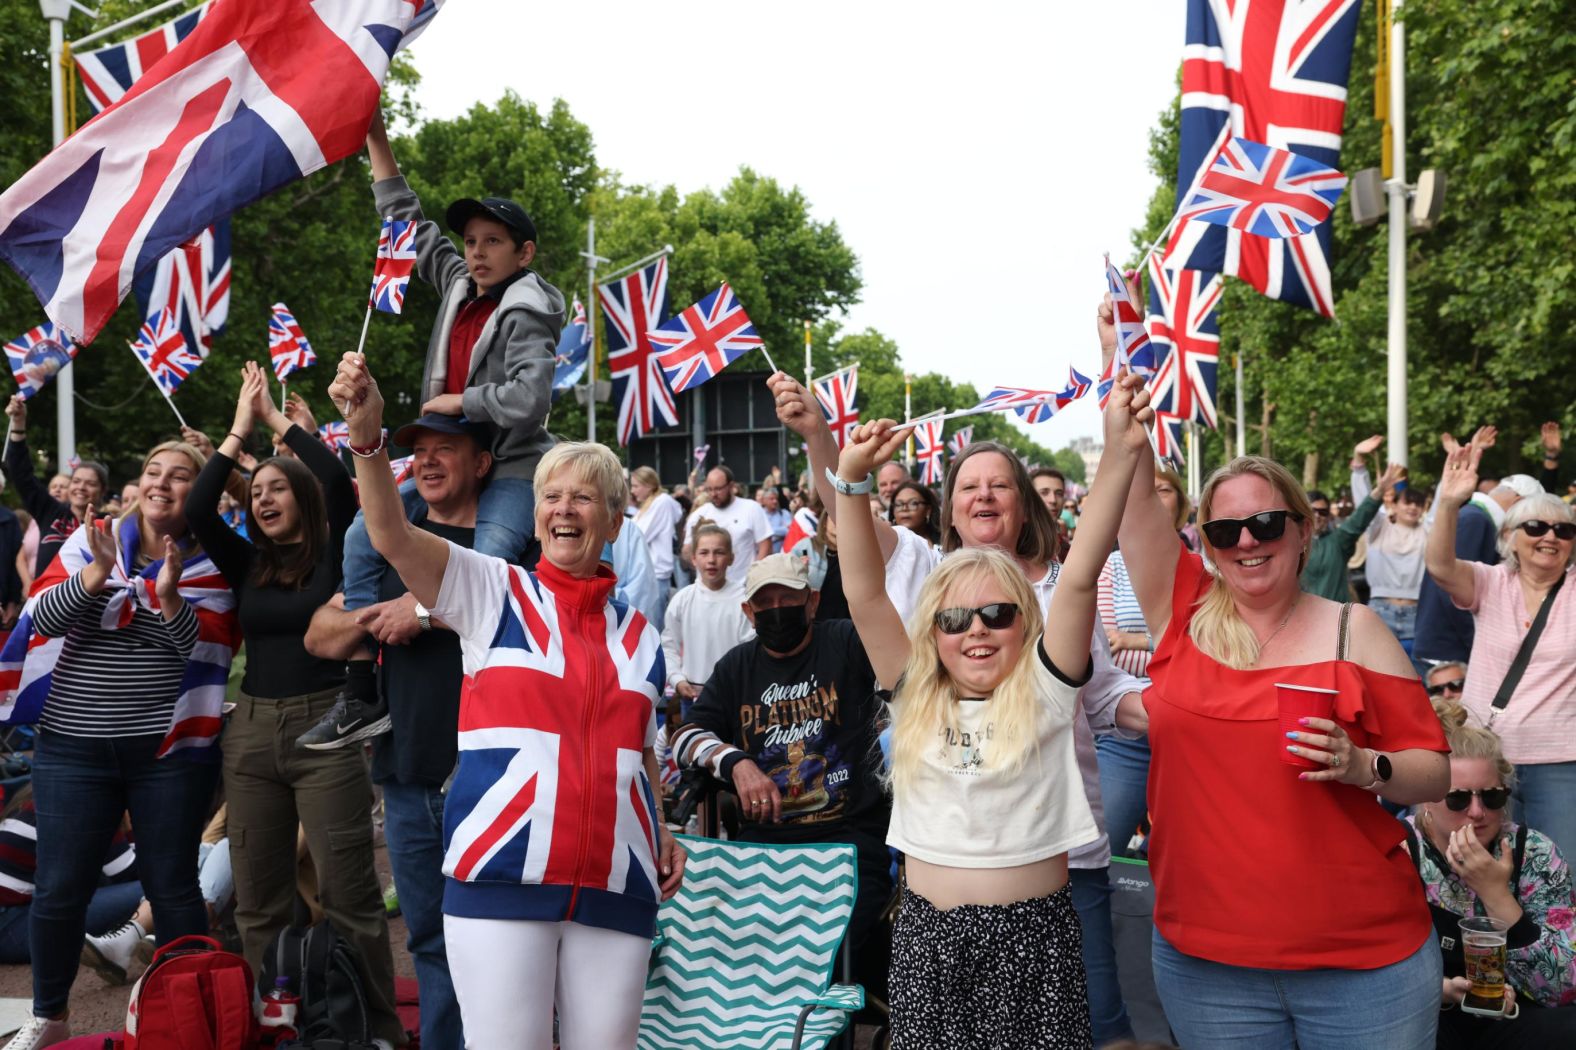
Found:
[328,351,685,1050]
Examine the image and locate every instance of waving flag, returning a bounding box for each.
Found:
[0,0,422,344]
[319,422,351,450]
[370,217,418,314]
[1162,0,1363,316]
[388,455,415,484]
[0,517,240,758]
[1147,255,1224,427]
[812,365,859,449]
[1106,255,1155,376]
[1020,367,1096,424]
[268,303,316,381]
[4,323,78,401]
[949,425,974,456]
[130,308,203,395]
[1152,410,1187,468]
[651,283,763,393]
[551,299,591,401]
[601,258,676,445]
[912,415,946,486]
[1179,137,1347,238]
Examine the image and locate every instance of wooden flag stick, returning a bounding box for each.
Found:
[128,341,189,429]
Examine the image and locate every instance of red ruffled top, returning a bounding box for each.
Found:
[1144,543,1448,970]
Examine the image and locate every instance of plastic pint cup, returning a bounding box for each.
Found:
[1460,916,1510,1016]
[1276,683,1338,769]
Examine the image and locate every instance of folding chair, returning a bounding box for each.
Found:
[637,835,864,1050]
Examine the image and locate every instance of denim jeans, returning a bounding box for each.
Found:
[1370,597,1418,644]
[1513,761,1576,862]
[1095,733,1152,858]
[382,781,462,1050]
[0,882,144,965]
[1069,865,1135,1044]
[30,729,217,1017]
[342,477,534,609]
[1152,927,1441,1049]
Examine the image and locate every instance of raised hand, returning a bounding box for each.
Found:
[180,426,216,458]
[154,535,185,619]
[837,419,911,484]
[79,516,117,594]
[768,373,830,440]
[1102,369,1154,453]
[328,352,385,446]
[284,391,317,434]
[1437,443,1482,508]
[1353,434,1384,459]
[5,395,25,430]
[1376,462,1407,497]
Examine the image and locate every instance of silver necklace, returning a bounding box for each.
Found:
[1257,598,1300,652]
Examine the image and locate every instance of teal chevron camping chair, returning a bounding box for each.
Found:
[636,835,865,1050]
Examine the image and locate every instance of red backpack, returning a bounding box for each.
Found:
[113,935,256,1050]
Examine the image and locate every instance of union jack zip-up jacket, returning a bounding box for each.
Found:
[433,544,666,938]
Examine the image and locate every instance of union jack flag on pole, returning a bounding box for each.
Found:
[1178,137,1347,238]
[812,365,859,449]
[130,308,203,397]
[319,421,351,450]
[3,323,78,401]
[1018,367,1096,424]
[650,283,765,393]
[1152,410,1188,468]
[370,217,418,314]
[1146,254,1224,428]
[268,303,316,381]
[0,0,424,345]
[911,414,947,486]
[601,258,676,445]
[949,425,974,456]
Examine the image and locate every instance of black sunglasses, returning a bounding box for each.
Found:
[1201,509,1299,550]
[934,603,1021,635]
[1426,679,1465,697]
[1519,520,1576,541]
[1444,787,1510,812]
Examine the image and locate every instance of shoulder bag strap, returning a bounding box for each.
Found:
[1337,602,1353,661]
[1491,572,1566,713]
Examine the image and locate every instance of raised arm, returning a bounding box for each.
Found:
[327,352,450,607]
[834,420,915,689]
[1045,371,1152,676]
[185,366,265,589]
[4,397,63,525]
[1425,444,1483,608]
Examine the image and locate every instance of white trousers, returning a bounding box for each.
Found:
[444,914,651,1050]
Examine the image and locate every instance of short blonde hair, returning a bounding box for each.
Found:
[534,443,626,524]
[1498,494,1576,573]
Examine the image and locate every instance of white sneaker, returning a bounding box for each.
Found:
[81,919,147,985]
[3,1016,70,1050]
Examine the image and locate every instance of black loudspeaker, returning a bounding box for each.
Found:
[1349,168,1386,227]
[1412,169,1446,231]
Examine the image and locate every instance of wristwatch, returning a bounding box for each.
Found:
[824,466,875,496]
[414,601,433,632]
[1363,749,1393,791]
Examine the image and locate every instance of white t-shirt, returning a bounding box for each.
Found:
[633,491,685,583]
[887,645,1098,868]
[684,498,773,585]
[659,581,755,689]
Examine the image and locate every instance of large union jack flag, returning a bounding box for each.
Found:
[1181,136,1347,238]
[0,0,423,345]
[268,302,316,381]
[650,282,763,393]
[911,414,946,486]
[130,308,203,395]
[1163,0,1363,317]
[4,323,79,401]
[812,365,859,449]
[949,425,975,456]
[1147,254,1224,428]
[370,217,418,314]
[601,258,676,445]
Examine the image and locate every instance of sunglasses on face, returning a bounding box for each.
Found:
[1444,787,1510,812]
[1201,509,1298,550]
[1518,520,1576,541]
[1426,678,1465,697]
[933,603,1021,635]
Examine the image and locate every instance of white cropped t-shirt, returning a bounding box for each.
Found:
[886,645,1099,868]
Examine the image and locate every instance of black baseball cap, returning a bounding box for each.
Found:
[392,413,489,449]
[445,196,537,245]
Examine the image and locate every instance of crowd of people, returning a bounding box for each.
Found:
[0,116,1570,1050]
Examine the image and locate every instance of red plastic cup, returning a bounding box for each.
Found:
[1276,683,1338,769]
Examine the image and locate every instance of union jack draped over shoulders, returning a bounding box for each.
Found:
[268,303,316,381]
[600,259,677,445]
[650,282,762,393]
[0,517,240,758]
[130,308,203,395]
[4,322,78,401]
[812,365,859,449]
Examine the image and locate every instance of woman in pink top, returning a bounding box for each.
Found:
[1425,442,1576,862]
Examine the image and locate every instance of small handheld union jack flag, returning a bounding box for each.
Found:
[388,454,415,484]
[650,282,764,393]
[130,308,203,396]
[911,414,946,486]
[812,365,859,449]
[1152,410,1187,468]
[319,421,351,450]
[1181,137,1348,239]
[1016,367,1096,424]
[4,321,78,400]
[949,425,974,456]
[268,302,316,381]
[369,216,418,314]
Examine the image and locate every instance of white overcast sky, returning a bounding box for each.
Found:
[407,1,1182,443]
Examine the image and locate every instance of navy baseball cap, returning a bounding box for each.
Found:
[445,196,537,244]
[392,413,489,449]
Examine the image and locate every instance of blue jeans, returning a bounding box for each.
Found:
[1370,597,1418,645]
[1152,927,1441,1049]
[1513,761,1576,863]
[30,730,217,1016]
[1069,865,1135,1044]
[1096,733,1152,858]
[0,882,144,965]
[381,781,461,1050]
[342,477,534,609]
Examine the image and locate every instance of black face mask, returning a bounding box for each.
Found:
[754,603,810,652]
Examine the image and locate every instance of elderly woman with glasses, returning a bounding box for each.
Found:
[1405,699,1576,1047]
[1427,443,1576,864]
[1426,662,1469,702]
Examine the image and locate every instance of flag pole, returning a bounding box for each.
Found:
[803,320,812,388]
[903,373,913,464]
[760,345,779,376]
[129,341,189,429]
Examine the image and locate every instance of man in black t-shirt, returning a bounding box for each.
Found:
[303,413,490,1050]
[671,553,891,995]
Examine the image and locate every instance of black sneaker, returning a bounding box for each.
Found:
[295,691,391,750]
